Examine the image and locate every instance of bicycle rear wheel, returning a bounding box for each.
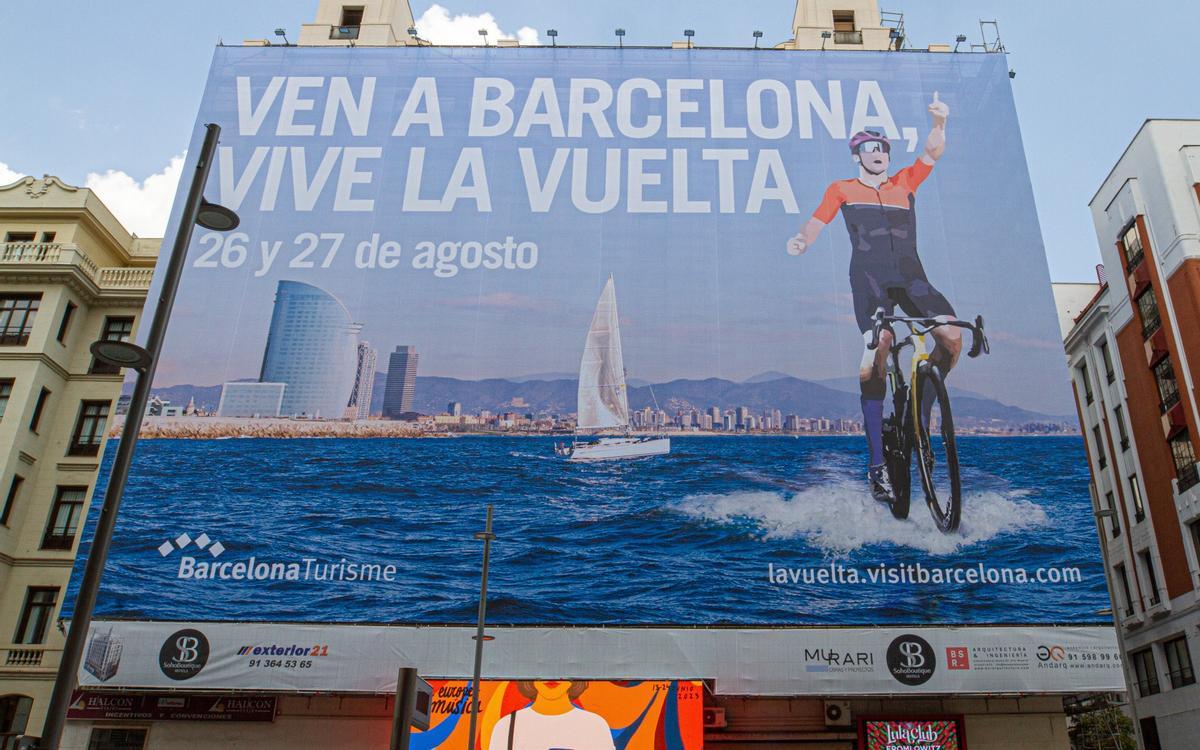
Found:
[914,364,961,533]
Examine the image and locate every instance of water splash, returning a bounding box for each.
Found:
[674,483,1048,556]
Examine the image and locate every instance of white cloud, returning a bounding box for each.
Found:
[415,4,539,45]
[0,162,24,185]
[85,154,185,238]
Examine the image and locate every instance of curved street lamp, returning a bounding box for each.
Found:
[37,123,240,750]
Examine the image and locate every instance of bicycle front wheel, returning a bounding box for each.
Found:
[914,364,962,533]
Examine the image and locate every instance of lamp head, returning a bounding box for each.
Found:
[683,29,695,38]
[821,30,832,39]
[90,340,153,372]
[196,199,240,231]
[274,28,287,37]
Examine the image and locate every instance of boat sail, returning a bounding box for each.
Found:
[555,277,670,461]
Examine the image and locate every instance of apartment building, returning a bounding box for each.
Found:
[0,175,157,744]
[1061,120,1200,749]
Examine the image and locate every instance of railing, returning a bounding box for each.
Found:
[4,647,44,666]
[1,242,151,291]
[834,30,863,44]
[97,267,155,288]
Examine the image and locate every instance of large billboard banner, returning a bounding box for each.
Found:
[75,621,1122,695]
[71,47,1107,642]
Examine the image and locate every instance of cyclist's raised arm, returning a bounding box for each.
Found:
[922,91,949,165]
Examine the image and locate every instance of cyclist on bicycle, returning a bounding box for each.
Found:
[787,92,963,505]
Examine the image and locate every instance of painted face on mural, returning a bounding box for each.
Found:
[534,681,573,701]
[855,144,891,175]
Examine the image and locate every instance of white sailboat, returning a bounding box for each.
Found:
[554,277,670,462]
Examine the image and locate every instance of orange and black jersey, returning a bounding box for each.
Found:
[813,159,933,261]
[811,159,954,332]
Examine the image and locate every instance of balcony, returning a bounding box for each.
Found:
[1,646,60,669]
[0,242,154,294]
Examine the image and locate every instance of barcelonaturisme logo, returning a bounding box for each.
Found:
[157,532,400,584]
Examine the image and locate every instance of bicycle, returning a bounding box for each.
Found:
[867,308,990,533]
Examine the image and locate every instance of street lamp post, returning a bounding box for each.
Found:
[466,505,496,750]
[36,123,239,750]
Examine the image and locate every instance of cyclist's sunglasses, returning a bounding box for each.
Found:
[858,141,891,154]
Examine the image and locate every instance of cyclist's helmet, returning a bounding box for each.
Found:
[849,130,891,154]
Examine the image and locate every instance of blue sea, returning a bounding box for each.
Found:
[70,435,1108,625]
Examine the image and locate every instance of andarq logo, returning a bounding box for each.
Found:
[1037,645,1065,661]
[157,532,400,584]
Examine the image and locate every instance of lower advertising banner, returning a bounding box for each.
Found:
[415,680,702,750]
[859,717,965,750]
[67,691,277,722]
[78,621,1122,695]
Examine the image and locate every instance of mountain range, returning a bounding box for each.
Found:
[149,372,1074,427]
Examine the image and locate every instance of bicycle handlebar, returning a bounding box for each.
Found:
[867,308,990,358]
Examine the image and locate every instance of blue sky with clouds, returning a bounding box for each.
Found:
[2,0,1198,282]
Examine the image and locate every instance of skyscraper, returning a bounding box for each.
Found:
[382,345,419,418]
[347,341,378,420]
[259,280,361,419]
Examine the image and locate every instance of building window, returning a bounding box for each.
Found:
[1092,425,1107,469]
[13,586,59,645]
[1154,357,1180,411]
[88,728,148,750]
[89,316,135,375]
[1140,550,1161,607]
[1164,635,1196,689]
[1170,432,1199,491]
[0,695,34,749]
[1114,406,1130,451]
[1099,340,1116,383]
[1,475,23,526]
[28,387,50,433]
[68,400,111,457]
[0,293,42,346]
[1131,647,1160,696]
[1105,491,1120,537]
[41,231,56,242]
[41,486,86,550]
[1121,223,1145,271]
[1191,521,1200,585]
[331,5,363,38]
[1115,563,1135,617]
[56,300,77,344]
[1137,288,1161,338]
[0,378,11,420]
[1129,474,1145,523]
[1080,362,1094,405]
[4,231,36,242]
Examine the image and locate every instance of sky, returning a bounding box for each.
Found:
[1,0,1198,283]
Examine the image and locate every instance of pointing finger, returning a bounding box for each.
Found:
[933,90,940,103]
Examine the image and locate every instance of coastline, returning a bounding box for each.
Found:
[113,416,1079,440]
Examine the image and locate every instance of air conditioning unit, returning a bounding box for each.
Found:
[702,707,727,729]
[824,700,851,727]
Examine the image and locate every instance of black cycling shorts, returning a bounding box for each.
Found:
[852,270,956,333]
